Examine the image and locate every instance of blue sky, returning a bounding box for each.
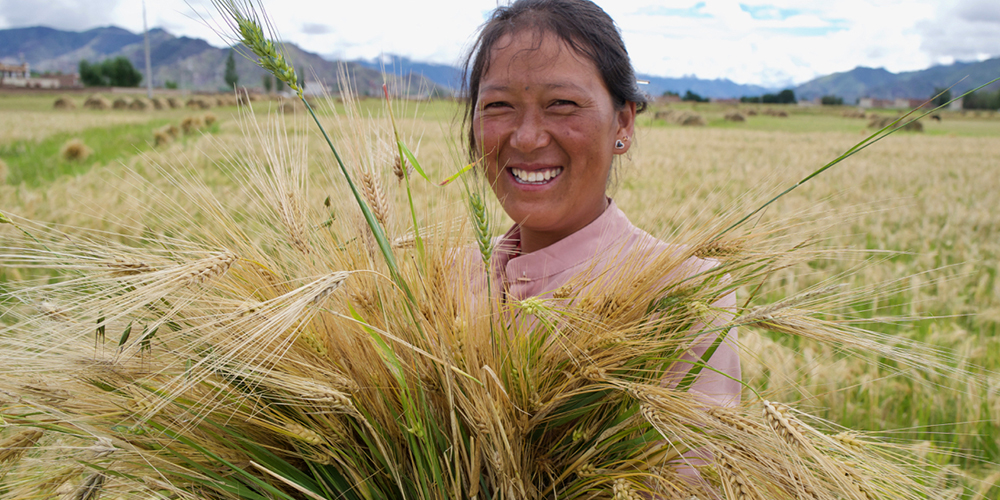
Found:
[1,0,998,88]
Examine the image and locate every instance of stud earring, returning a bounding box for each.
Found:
[615,139,625,149]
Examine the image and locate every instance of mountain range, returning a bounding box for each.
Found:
[2,25,998,101]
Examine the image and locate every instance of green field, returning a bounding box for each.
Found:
[2,91,999,497]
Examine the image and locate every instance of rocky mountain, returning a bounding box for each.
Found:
[0,26,445,96]
[794,59,1000,103]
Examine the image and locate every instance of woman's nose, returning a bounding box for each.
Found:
[509,110,550,153]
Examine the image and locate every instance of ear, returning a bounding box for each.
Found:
[613,101,637,155]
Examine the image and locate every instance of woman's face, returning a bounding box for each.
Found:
[473,31,636,251]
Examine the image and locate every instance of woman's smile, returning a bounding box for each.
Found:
[509,165,564,185]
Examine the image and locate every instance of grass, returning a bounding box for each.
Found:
[0,117,220,187]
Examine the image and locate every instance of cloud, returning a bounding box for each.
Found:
[0,0,120,30]
[635,2,712,18]
[738,4,801,21]
[302,23,332,35]
[917,0,1000,61]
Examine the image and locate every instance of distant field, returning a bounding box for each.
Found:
[2,90,999,496]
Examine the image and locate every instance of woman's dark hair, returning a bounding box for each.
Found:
[462,0,648,159]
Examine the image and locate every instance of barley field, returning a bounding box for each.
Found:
[2,91,999,497]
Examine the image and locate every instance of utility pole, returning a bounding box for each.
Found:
[143,0,153,98]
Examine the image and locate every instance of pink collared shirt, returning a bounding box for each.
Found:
[490,200,741,406]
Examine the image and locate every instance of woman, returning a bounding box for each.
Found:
[463,0,741,407]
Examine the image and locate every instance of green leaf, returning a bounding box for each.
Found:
[117,321,133,348]
[398,141,430,183]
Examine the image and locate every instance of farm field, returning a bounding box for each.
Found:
[2,91,1000,496]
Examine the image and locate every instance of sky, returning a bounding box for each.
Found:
[0,0,998,88]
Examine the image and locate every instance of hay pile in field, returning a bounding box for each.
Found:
[869,115,924,132]
[842,109,867,119]
[655,108,707,126]
[52,95,76,110]
[181,115,205,134]
[762,108,789,117]
[724,111,746,122]
[150,97,166,110]
[744,108,758,116]
[59,138,92,161]
[128,98,150,111]
[83,94,111,110]
[111,97,130,110]
[166,97,181,109]
[203,112,217,127]
[186,97,213,109]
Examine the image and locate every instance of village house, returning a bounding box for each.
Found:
[0,62,80,89]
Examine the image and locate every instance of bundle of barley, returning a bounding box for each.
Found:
[724,111,746,122]
[150,97,167,110]
[186,97,212,109]
[842,109,867,119]
[153,129,173,147]
[203,112,218,126]
[181,115,205,134]
[59,138,92,161]
[744,108,758,116]
[654,108,707,126]
[0,3,968,500]
[762,108,789,117]
[52,95,76,109]
[128,98,151,111]
[163,123,180,139]
[112,97,130,109]
[868,115,924,132]
[84,94,111,110]
[166,97,182,109]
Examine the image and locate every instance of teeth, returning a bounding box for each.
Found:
[511,167,562,184]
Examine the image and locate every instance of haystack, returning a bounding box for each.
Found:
[112,97,130,110]
[52,96,76,110]
[154,129,173,147]
[203,112,217,127]
[868,115,924,132]
[59,138,92,162]
[677,112,707,126]
[150,97,166,110]
[724,111,746,122]
[744,108,758,116]
[83,94,111,110]
[128,98,150,111]
[166,97,182,109]
[181,115,205,135]
[842,109,867,119]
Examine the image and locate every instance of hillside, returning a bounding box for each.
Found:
[0,26,445,96]
[794,59,1000,102]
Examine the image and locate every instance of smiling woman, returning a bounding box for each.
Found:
[462,0,742,413]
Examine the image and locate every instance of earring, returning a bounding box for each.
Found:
[615,139,625,149]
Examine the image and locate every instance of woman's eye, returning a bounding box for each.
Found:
[483,101,510,110]
[551,99,577,107]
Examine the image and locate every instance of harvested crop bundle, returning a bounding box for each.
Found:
[52,95,76,109]
[84,94,111,110]
[59,138,92,161]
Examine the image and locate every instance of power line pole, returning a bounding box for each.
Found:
[143,0,153,98]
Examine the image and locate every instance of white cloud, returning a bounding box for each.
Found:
[918,0,1000,62]
[1,0,995,88]
[0,0,121,31]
